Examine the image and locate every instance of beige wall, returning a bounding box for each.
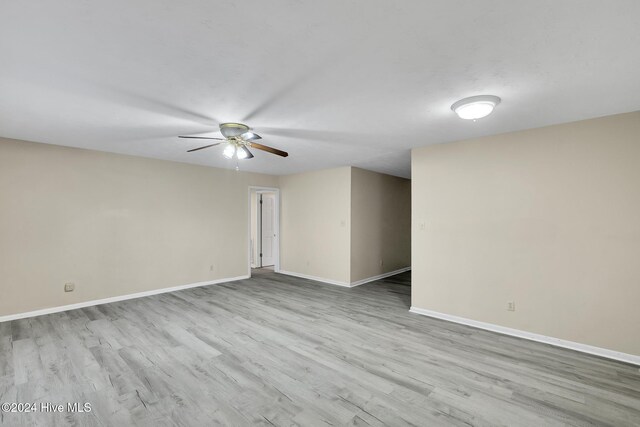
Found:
[0,140,413,316]
[279,166,411,285]
[412,111,640,356]
[279,167,351,283]
[351,167,411,282]
[0,138,277,317]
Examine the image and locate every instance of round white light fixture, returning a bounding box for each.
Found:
[451,95,501,120]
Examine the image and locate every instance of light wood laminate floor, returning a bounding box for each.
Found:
[1,269,639,426]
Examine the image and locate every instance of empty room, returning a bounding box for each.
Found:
[1,1,639,426]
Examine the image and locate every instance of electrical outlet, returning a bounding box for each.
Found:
[379,259,384,267]
[507,301,515,311]
[64,283,75,292]
[210,264,214,272]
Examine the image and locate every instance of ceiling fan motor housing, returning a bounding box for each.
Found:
[219,123,250,138]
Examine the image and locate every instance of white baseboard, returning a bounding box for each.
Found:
[278,270,351,287]
[409,306,640,366]
[279,267,411,288]
[350,267,412,287]
[0,275,250,323]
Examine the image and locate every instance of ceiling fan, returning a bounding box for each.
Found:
[179,123,288,160]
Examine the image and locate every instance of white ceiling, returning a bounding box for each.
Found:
[1,1,639,178]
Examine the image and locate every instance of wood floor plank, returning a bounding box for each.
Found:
[0,269,638,426]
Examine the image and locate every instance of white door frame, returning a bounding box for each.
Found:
[248,186,280,276]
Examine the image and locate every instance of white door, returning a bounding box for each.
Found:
[260,193,276,267]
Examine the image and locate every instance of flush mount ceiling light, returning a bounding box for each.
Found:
[451,95,501,120]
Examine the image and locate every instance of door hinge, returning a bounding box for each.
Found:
[260,253,263,257]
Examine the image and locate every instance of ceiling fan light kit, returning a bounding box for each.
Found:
[451,95,501,120]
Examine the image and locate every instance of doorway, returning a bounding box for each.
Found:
[259,193,276,267]
[248,187,280,275]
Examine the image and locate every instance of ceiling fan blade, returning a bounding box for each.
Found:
[250,142,288,157]
[179,136,225,140]
[187,143,222,152]
[240,131,262,141]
